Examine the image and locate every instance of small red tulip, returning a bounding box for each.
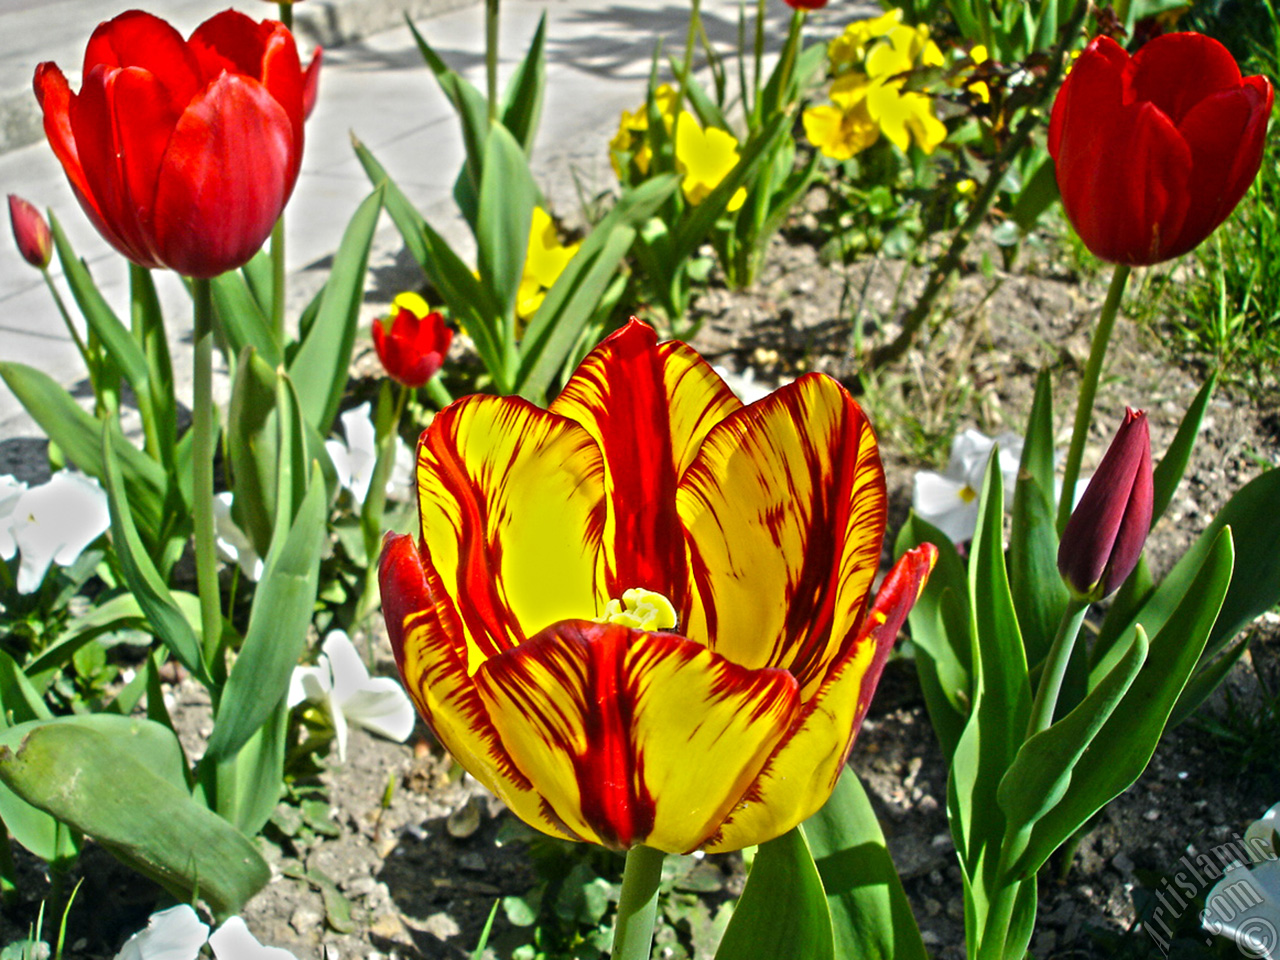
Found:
[1058,409,1153,601]
[33,10,316,279]
[1048,33,1272,266]
[8,195,51,270]
[372,293,452,388]
[783,0,827,7]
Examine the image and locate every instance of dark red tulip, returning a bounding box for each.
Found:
[33,10,316,279]
[1048,33,1272,266]
[1058,409,1153,601]
[8,195,51,270]
[372,293,453,388]
[783,0,827,8]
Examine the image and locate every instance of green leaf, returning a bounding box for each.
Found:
[48,214,150,400]
[212,698,288,838]
[500,13,547,152]
[129,265,177,471]
[476,123,538,330]
[0,716,268,917]
[1151,373,1215,527]
[289,188,382,432]
[210,270,280,368]
[1010,155,1059,233]
[226,347,280,557]
[102,424,209,685]
[998,625,1147,833]
[714,827,834,960]
[0,362,168,551]
[1011,529,1233,877]
[202,462,327,763]
[804,770,928,960]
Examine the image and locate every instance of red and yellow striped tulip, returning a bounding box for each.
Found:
[379,320,936,853]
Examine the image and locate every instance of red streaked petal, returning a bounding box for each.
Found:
[378,533,579,842]
[704,544,937,853]
[677,373,886,697]
[549,319,742,604]
[416,395,607,668]
[152,73,294,277]
[472,621,800,851]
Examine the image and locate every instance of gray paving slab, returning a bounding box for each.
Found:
[0,0,862,451]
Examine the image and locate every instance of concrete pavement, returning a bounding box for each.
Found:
[0,0,858,454]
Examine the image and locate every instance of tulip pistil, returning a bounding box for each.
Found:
[595,589,677,633]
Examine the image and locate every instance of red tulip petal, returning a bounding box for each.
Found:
[82,10,200,104]
[473,620,800,851]
[549,319,742,607]
[152,73,295,277]
[415,395,607,667]
[379,533,579,842]
[677,373,886,698]
[1129,32,1244,127]
[261,27,306,151]
[302,46,323,121]
[1167,81,1273,259]
[68,66,163,267]
[1048,36,1128,161]
[106,66,188,247]
[704,544,936,853]
[188,10,272,83]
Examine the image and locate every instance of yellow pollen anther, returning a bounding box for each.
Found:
[957,485,978,504]
[594,588,677,632]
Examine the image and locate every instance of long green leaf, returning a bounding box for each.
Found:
[1011,530,1233,877]
[476,124,538,333]
[0,716,268,918]
[226,347,280,557]
[1151,373,1215,527]
[24,593,148,676]
[500,13,547,152]
[102,425,209,685]
[804,770,928,960]
[129,265,176,470]
[210,270,280,368]
[213,699,289,838]
[202,462,327,763]
[714,827,834,960]
[0,362,167,550]
[289,188,382,432]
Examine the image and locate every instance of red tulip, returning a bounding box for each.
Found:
[8,195,51,270]
[372,293,453,388]
[1058,408,1153,601]
[1048,33,1272,266]
[783,0,827,8]
[33,10,315,279]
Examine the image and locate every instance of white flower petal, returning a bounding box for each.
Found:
[112,905,209,960]
[321,630,370,704]
[0,475,28,561]
[289,663,332,708]
[212,493,264,582]
[334,404,379,503]
[1202,859,1280,958]
[12,471,109,593]
[341,679,416,744]
[912,470,980,544]
[209,918,298,960]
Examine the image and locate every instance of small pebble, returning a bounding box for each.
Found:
[291,907,323,936]
[458,852,487,872]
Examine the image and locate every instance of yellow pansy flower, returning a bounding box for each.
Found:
[967,44,991,104]
[802,74,880,160]
[674,112,747,211]
[828,9,903,71]
[858,24,946,154]
[609,84,681,180]
[518,206,580,320]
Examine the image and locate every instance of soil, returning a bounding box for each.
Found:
[4,211,1280,960]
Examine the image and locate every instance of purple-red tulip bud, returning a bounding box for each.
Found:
[8,195,51,270]
[1058,408,1153,601]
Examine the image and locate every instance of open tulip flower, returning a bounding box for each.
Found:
[34,9,318,279]
[1049,32,1273,266]
[381,320,936,853]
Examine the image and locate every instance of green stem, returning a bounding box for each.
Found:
[611,845,665,960]
[40,270,89,369]
[425,372,454,410]
[191,277,222,671]
[773,9,806,114]
[270,217,286,346]
[1055,263,1132,533]
[277,1,293,31]
[751,0,766,124]
[676,0,702,114]
[486,0,500,125]
[1026,598,1089,738]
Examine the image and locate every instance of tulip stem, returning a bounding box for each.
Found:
[1055,263,1132,534]
[270,217,286,346]
[611,845,665,960]
[485,0,499,125]
[191,277,223,671]
[1026,598,1089,739]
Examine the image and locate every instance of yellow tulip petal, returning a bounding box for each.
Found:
[379,533,578,842]
[416,395,606,670]
[550,320,743,606]
[703,545,937,852]
[472,621,800,851]
[677,374,887,696]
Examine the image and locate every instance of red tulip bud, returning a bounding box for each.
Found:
[1058,409,1153,601]
[783,0,827,7]
[372,292,452,388]
[8,195,51,269]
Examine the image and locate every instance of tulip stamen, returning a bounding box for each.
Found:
[594,588,678,633]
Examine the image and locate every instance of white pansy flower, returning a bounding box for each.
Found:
[325,403,415,504]
[1202,856,1280,958]
[212,492,264,582]
[0,471,109,593]
[112,904,208,960]
[912,430,1023,544]
[208,917,301,960]
[288,630,416,762]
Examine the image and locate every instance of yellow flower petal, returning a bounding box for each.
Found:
[674,112,742,207]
